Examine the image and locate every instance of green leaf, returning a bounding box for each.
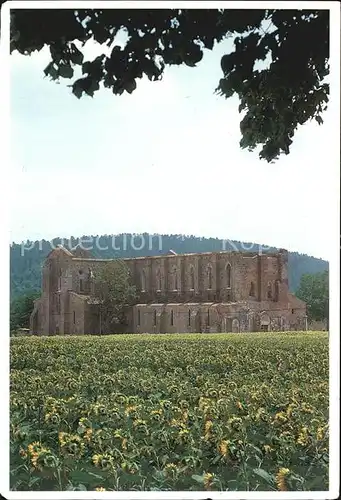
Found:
[44,62,58,80]
[252,468,274,484]
[72,80,84,99]
[58,64,74,79]
[70,470,103,483]
[191,474,205,483]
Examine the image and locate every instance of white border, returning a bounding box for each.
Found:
[1,1,340,499]
[1,0,339,9]
[0,0,11,500]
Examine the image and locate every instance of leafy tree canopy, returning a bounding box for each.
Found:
[8,8,329,162]
[296,270,329,327]
[10,290,40,332]
[91,260,136,333]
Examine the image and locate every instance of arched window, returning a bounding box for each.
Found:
[156,268,162,291]
[189,266,195,290]
[173,267,178,290]
[88,268,95,294]
[267,282,272,299]
[260,313,270,331]
[226,263,231,288]
[207,309,210,326]
[141,270,146,291]
[232,318,240,333]
[170,309,174,326]
[249,281,255,297]
[207,265,212,290]
[79,269,84,293]
[153,310,157,326]
[188,309,191,326]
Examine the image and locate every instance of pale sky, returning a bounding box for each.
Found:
[10,32,335,260]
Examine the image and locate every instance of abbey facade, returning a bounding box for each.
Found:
[30,246,307,335]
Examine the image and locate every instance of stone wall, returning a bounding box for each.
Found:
[131,294,307,334]
[30,247,306,336]
[68,292,85,335]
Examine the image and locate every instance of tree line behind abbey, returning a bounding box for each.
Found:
[10,233,328,298]
[10,233,329,332]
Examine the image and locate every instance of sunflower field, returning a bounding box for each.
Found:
[10,331,329,492]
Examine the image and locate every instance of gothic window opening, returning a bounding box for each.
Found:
[79,269,84,293]
[141,270,146,292]
[73,311,76,324]
[88,268,94,294]
[156,268,162,291]
[153,310,157,326]
[137,309,141,327]
[56,294,61,314]
[207,265,212,290]
[189,266,195,290]
[226,263,231,288]
[249,281,255,297]
[207,309,210,326]
[267,282,272,299]
[232,318,240,333]
[173,267,178,290]
[188,309,191,327]
[171,310,174,326]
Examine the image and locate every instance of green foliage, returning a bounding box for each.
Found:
[216,11,329,162]
[91,260,136,333]
[10,332,329,491]
[8,8,329,162]
[10,233,329,300]
[10,290,40,331]
[296,270,329,325]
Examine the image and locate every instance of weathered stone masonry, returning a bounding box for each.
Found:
[30,246,307,335]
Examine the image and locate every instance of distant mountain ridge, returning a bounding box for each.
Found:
[10,233,329,299]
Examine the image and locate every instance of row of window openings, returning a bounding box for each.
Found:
[57,269,92,293]
[139,276,277,300]
[67,307,294,330]
[137,309,210,328]
[137,307,293,329]
[60,280,276,315]
[141,265,232,292]
[62,268,278,299]
[69,307,294,330]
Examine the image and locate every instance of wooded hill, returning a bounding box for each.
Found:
[10,233,329,299]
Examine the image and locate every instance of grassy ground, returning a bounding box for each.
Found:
[10,331,329,491]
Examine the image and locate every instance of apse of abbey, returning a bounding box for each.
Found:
[30,246,307,335]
